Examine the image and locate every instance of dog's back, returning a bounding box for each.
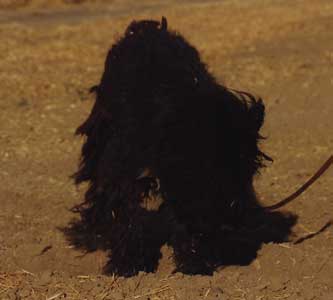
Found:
[74,17,270,238]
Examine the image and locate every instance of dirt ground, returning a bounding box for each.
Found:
[0,0,333,299]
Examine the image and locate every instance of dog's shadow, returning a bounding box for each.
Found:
[167,205,298,275]
[63,193,300,277]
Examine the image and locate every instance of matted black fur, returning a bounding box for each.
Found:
[69,17,295,276]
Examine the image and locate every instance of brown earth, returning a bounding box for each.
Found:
[0,0,333,299]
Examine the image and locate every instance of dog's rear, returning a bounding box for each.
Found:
[73,18,270,273]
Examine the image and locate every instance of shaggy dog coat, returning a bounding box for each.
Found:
[73,17,273,274]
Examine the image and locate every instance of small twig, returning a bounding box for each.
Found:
[67,284,80,296]
[277,243,291,249]
[132,285,170,299]
[46,292,63,300]
[21,269,36,277]
[133,274,144,293]
[110,274,118,289]
[36,245,53,256]
[204,288,211,298]
[77,275,90,279]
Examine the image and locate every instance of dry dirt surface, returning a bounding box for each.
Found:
[1,0,333,299]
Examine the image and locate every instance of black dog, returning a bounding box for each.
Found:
[72,17,280,275]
